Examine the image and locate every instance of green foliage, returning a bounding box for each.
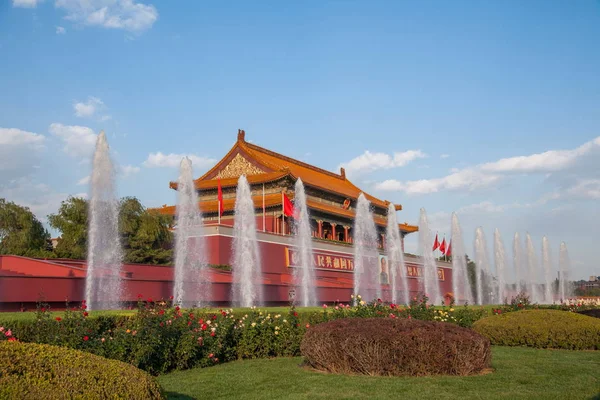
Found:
[0,341,164,399]
[120,197,173,265]
[0,198,51,257]
[473,309,600,350]
[47,196,88,259]
[46,196,173,264]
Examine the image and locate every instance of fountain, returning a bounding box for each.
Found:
[513,233,525,295]
[418,209,441,305]
[525,233,542,303]
[451,213,473,305]
[474,227,491,305]
[559,242,571,301]
[541,236,553,304]
[353,193,380,301]
[386,203,409,305]
[173,157,208,307]
[292,179,317,307]
[86,131,123,311]
[231,175,263,307]
[493,228,507,303]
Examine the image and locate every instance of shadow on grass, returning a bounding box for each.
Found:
[164,392,196,400]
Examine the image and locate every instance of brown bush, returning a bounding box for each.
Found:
[301,318,491,376]
[577,309,600,319]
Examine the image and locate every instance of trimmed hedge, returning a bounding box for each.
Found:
[301,318,491,376]
[473,309,600,350]
[0,342,164,399]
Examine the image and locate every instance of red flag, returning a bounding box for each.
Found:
[282,192,295,217]
[432,234,440,251]
[445,241,452,257]
[439,238,447,255]
[217,178,224,217]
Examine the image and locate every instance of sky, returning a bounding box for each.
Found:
[1,0,599,280]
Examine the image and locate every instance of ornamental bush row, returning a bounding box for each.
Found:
[0,295,485,375]
[473,309,600,350]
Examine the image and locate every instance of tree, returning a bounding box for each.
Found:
[0,198,51,256]
[119,197,173,265]
[48,197,88,259]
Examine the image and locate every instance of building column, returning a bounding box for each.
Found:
[317,220,323,239]
[381,233,386,249]
[401,233,405,253]
[331,223,337,241]
[344,226,349,243]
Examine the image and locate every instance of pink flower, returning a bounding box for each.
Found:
[0,327,4,332]
[305,323,310,328]
[197,337,204,345]
[4,330,12,337]
[322,304,328,309]
[208,353,214,358]
[101,338,106,342]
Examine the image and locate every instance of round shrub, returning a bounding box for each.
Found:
[300,318,491,376]
[473,309,600,350]
[0,342,164,399]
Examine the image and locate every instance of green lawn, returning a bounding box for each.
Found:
[158,347,600,400]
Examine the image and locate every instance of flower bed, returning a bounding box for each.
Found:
[301,318,491,376]
[473,309,600,350]
[0,341,164,399]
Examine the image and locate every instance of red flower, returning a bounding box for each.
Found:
[198,319,204,324]
[7,337,17,342]
[175,306,180,311]
[169,296,174,300]
[158,310,165,315]
[201,324,208,331]
[293,311,298,317]
[83,336,89,341]
[147,298,153,303]
[55,317,62,322]
[210,331,216,337]
[305,323,310,328]
[211,315,217,320]
[208,353,214,358]
[160,322,164,327]
[137,294,143,298]
[81,304,87,310]
[83,311,89,317]
[187,321,192,326]
[41,307,46,312]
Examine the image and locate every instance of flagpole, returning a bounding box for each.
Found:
[281,191,285,236]
[218,200,221,225]
[262,184,266,232]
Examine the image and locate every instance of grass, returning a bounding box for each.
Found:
[0,304,495,323]
[158,347,600,400]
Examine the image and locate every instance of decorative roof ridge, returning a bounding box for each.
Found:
[241,140,345,181]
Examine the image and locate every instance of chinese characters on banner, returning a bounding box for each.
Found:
[285,248,445,281]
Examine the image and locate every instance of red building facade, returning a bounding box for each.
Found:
[0,130,454,311]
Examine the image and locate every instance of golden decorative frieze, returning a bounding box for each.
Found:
[215,153,265,179]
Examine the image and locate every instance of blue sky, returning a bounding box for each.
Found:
[1,0,599,280]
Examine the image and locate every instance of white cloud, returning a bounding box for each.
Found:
[56,26,66,34]
[0,128,46,181]
[377,136,600,195]
[12,0,42,8]
[440,154,450,159]
[55,0,158,33]
[481,136,600,173]
[73,96,102,117]
[376,168,502,194]
[77,175,90,186]
[120,164,140,177]
[49,123,97,159]
[0,178,68,224]
[562,179,600,200]
[143,152,216,169]
[339,149,426,176]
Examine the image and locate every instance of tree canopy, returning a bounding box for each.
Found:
[0,198,51,256]
[46,196,173,264]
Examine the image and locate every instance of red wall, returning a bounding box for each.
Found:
[0,233,453,310]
